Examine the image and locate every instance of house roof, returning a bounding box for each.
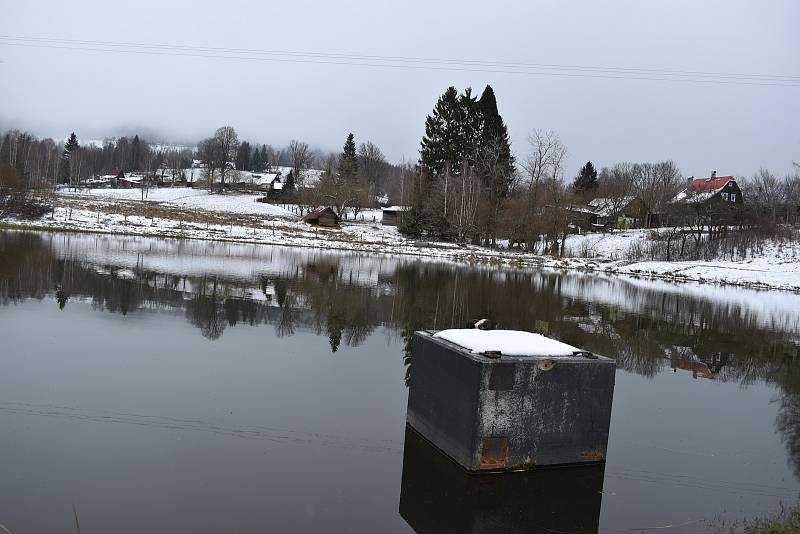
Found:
[672,176,735,204]
[690,176,734,192]
[253,173,279,186]
[382,205,411,212]
[587,196,637,217]
[303,207,340,222]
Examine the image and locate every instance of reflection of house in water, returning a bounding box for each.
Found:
[670,350,730,380]
[399,427,604,534]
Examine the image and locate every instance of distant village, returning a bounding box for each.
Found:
[1,84,798,263]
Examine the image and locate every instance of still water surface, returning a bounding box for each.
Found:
[2,231,800,533]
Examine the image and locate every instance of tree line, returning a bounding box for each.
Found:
[0,129,195,188]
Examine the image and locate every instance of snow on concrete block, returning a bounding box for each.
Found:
[433,329,581,357]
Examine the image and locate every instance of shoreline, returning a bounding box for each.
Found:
[4,209,799,294]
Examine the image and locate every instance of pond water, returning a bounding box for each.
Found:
[1,230,800,533]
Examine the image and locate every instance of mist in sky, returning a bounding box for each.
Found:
[1,0,798,178]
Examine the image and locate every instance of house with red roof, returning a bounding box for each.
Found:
[303,207,340,227]
[670,171,743,208]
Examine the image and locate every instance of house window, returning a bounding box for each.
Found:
[729,194,736,203]
[721,193,728,201]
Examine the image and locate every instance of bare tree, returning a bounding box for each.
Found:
[475,137,516,246]
[742,168,785,223]
[522,130,567,250]
[785,169,800,224]
[596,162,638,227]
[315,172,358,217]
[288,140,312,189]
[197,137,219,190]
[633,161,683,217]
[446,163,482,242]
[213,126,239,191]
[357,141,386,189]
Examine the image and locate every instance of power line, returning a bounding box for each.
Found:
[3,35,799,81]
[0,35,798,87]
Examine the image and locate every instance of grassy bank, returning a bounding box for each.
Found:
[707,504,800,533]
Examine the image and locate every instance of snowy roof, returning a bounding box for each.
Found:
[253,173,279,186]
[587,196,637,217]
[274,166,323,188]
[671,176,735,204]
[433,329,583,357]
[382,205,411,212]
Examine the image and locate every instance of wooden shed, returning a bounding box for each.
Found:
[381,206,411,226]
[303,207,340,227]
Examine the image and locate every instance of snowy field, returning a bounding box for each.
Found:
[62,187,294,218]
[4,188,800,293]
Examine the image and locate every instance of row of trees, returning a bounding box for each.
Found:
[395,84,800,255]
[739,167,800,224]
[0,129,194,188]
[194,126,401,203]
[404,85,515,245]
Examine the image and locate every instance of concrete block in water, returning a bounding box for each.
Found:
[406,329,615,471]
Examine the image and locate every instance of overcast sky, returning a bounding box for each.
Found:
[1,0,798,178]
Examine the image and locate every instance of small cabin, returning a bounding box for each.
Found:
[382,206,411,226]
[565,196,652,231]
[303,207,340,227]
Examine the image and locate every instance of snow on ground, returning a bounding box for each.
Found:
[64,187,293,218]
[5,189,800,293]
[562,230,650,259]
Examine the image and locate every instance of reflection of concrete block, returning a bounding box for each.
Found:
[407,329,615,471]
[399,426,605,534]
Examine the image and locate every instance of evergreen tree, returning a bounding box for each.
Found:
[0,133,10,165]
[573,161,599,193]
[419,87,463,178]
[55,288,69,310]
[131,135,142,171]
[284,169,295,191]
[468,85,515,246]
[60,132,79,184]
[459,87,483,169]
[251,145,264,172]
[477,85,514,178]
[261,144,270,170]
[236,141,252,171]
[339,133,358,178]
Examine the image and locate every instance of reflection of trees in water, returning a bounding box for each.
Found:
[778,393,800,478]
[4,231,800,469]
[186,277,226,340]
[3,232,797,378]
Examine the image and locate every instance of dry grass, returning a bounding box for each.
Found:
[705,503,800,533]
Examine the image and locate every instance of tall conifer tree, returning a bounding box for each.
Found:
[251,146,264,172]
[131,135,142,171]
[477,85,514,178]
[573,161,599,193]
[419,87,464,178]
[339,133,358,178]
[60,132,79,184]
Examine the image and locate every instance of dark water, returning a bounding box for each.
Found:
[1,230,800,533]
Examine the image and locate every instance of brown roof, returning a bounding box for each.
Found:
[303,207,339,223]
